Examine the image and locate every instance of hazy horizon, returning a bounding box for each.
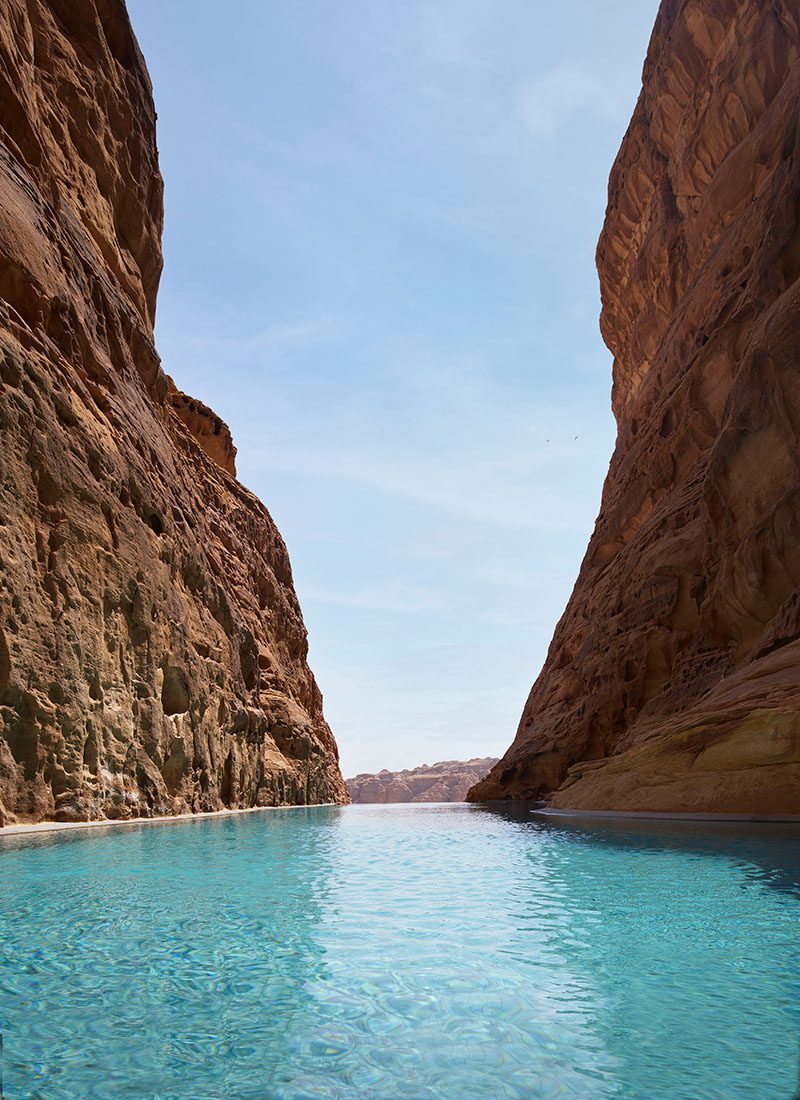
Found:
[128,0,660,776]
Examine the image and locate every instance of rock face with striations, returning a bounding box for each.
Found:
[347,758,499,804]
[0,0,348,824]
[470,0,800,813]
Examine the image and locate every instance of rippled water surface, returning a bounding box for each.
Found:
[2,804,800,1099]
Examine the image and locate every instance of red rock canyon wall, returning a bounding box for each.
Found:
[0,0,348,823]
[347,759,499,804]
[470,0,800,813]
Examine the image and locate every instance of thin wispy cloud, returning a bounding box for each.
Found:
[519,62,615,139]
[176,318,335,364]
[247,442,601,535]
[301,582,449,616]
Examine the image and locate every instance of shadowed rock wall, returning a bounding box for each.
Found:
[470,0,800,813]
[0,0,347,823]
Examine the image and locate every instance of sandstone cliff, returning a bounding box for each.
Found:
[470,0,800,813]
[347,758,499,804]
[0,0,348,824]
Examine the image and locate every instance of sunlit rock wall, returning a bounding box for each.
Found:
[0,0,348,823]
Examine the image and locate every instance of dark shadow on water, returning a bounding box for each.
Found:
[471,799,800,900]
[474,800,800,1100]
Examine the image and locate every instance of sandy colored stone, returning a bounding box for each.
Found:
[348,759,499,804]
[0,0,348,824]
[470,0,800,813]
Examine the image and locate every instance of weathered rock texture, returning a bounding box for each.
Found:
[347,758,498,804]
[470,0,800,813]
[0,0,348,824]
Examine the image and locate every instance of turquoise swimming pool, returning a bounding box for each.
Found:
[2,803,799,1098]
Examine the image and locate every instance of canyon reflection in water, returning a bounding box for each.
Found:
[2,805,799,1099]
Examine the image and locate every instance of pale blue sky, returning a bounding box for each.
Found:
[128,1,659,776]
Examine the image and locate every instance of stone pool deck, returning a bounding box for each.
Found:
[532,808,800,823]
[0,803,339,838]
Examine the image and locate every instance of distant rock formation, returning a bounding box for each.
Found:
[470,0,800,813]
[348,759,499,804]
[0,0,347,824]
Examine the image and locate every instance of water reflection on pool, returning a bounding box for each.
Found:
[2,803,799,1098]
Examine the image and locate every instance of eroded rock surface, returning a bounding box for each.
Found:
[470,0,800,813]
[347,759,499,804]
[0,0,348,824]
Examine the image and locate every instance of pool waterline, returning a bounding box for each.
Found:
[2,802,799,1099]
[5,800,799,839]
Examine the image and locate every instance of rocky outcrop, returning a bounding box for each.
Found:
[470,0,800,813]
[0,0,348,824]
[167,381,238,479]
[347,759,499,804]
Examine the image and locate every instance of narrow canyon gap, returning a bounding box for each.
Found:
[470,0,800,813]
[0,0,348,824]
